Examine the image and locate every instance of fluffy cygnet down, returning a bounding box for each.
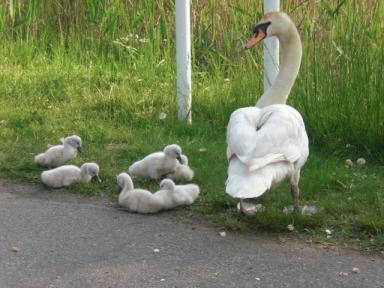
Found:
[165,154,194,181]
[153,179,200,210]
[34,135,82,167]
[128,144,182,180]
[41,162,100,188]
[117,172,163,214]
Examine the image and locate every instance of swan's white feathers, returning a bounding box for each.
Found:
[165,155,194,181]
[226,105,308,199]
[154,179,200,210]
[226,12,309,200]
[128,144,182,179]
[34,135,82,167]
[226,157,294,198]
[117,172,163,214]
[41,162,99,188]
[227,105,306,170]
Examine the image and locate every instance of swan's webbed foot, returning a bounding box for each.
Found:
[237,200,265,215]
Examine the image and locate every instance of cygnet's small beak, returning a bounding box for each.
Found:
[245,29,266,49]
[92,175,101,183]
[77,146,82,153]
[176,155,183,163]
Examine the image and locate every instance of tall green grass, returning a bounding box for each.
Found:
[0,0,382,159]
[0,0,383,249]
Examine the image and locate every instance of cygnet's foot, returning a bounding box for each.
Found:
[236,202,265,215]
[283,205,318,215]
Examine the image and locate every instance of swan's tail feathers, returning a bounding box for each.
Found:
[238,153,286,172]
[225,157,272,199]
[128,161,144,177]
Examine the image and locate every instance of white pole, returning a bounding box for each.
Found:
[263,0,280,92]
[176,0,192,123]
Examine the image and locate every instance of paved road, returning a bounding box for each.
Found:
[0,179,383,288]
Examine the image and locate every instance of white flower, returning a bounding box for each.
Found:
[287,224,294,231]
[325,229,332,238]
[159,112,167,120]
[356,158,366,165]
[345,159,353,166]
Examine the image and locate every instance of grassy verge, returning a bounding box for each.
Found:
[0,0,383,250]
[0,53,383,251]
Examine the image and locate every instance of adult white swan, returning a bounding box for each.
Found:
[226,12,309,213]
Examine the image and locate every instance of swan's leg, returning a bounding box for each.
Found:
[239,199,245,212]
[290,170,301,209]
[291,185,300,209]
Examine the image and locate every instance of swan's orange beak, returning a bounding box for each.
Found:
[245,30,266,49]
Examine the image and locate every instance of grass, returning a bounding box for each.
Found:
[0,0,383,250]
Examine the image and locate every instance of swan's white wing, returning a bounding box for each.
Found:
[227,105,307,171]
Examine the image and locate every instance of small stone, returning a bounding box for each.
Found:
[11,246,20,252]
[339,272,348,277]
[255,277,261,281]
[160,278,166,282]
[356,158,366,165]
[345,159,353,166]
[219,231,226,237]
[153,248,160,253]
[287,224,294,231]
[351,267,360,274]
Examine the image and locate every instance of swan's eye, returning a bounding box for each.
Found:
[253,21,271,35]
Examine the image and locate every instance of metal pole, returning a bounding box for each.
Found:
[263,0,280,92]
[176,0,192,123]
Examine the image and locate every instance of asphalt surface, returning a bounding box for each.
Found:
[0,178,383,288]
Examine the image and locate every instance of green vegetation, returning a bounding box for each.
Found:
[0,0,383,249]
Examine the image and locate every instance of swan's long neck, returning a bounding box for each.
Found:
[255,24,302,108]
[124,176,134,191]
